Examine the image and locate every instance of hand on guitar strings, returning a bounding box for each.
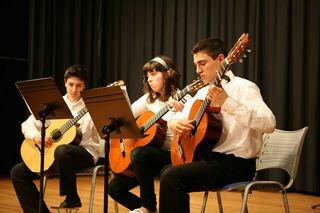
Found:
[168,100,185,112]
[207,84,228,107]
[168,119,194,137]
[33,135,53,148]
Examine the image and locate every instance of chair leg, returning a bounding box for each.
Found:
[88,165,104,213]
[200,191,209,213]
[43,176,47,196]
[281,190,290,213]
[216,192,223,213]
[240,190,249,213]
[88,165,119,213]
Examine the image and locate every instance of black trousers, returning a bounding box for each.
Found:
[108,145,171,211]
[10,144,94,213]
[159,152,256,213]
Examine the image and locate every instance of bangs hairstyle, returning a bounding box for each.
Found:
[142,55,181,103]
[64,64,88,85]
[191,38,228,59]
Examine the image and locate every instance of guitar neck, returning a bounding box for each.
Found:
[193,60,229,126]
[213,60,229,86]
[59,107,88,134]
[141,86,191,132]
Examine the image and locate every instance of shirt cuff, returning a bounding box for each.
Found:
[24,129,39,141]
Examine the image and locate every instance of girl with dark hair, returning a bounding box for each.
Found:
[108,55,191,213]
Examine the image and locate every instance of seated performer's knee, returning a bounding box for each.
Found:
[160,166,179,188]
[54,144,69,161]
[108,179,122,200]
[130,146,147,165]
[10,164,20,180]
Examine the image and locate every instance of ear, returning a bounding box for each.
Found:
[217,54,225,62]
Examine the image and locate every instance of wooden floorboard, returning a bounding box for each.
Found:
[1,175,319,213]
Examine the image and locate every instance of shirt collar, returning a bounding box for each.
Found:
[225,70,235,79]
[64,94,83,107]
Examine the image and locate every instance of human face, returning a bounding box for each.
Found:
[64,76,85,102]
[193,51,224,83]
[146,69,165,95]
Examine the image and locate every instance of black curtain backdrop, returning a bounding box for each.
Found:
[28,0,107,89]
[2,0,319,195]
[1,0,29,175]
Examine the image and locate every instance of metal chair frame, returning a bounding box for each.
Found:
[200,127,309,213]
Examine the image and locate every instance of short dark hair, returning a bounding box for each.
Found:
[142,55,181,103]
[64,65,88,85]
[191,38,228,59]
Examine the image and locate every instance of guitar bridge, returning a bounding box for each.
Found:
[178,144,185,162]
[120,139,126,158]
[35,144,41,153]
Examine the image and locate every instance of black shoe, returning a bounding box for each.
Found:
[59,197,82,208]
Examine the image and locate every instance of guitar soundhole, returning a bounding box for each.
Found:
[51,129,62,141]
[139,126,145,134]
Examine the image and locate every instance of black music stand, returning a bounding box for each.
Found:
[16,77,73,213]
[81,86,143,213]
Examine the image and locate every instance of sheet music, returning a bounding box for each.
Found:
[120,85,132,111]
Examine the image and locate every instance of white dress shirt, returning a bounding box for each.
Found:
[21,94,102,163]
[173,71,276,158]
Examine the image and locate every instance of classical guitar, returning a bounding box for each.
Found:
[171,33,251,166]
[20,80,124,173]
[109,79,207,176]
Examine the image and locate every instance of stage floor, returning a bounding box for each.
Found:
[1,175,319,212]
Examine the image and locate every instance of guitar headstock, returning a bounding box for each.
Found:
[226,33,251,65]
[188,78,208,93]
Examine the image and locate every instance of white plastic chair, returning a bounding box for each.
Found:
[88,163,119,213]
[200,127,309,213]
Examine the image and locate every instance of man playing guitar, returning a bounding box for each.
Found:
[159,36,276,213]
[11,65,102,212]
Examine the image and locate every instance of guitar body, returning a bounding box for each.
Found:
[20,119,77,173]
[170,100,222,166]
[109,110,166,176]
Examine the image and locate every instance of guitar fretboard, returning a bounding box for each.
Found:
[140,85,191,132]
[59,107,88,134]
[194,60,229,126]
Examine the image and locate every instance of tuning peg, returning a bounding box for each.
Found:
[246,49,251,53]
[239,59,243,63]
[243,54,247,58]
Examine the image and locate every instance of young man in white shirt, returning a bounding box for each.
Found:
[11,65,101,212]
[159,38,276,213]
